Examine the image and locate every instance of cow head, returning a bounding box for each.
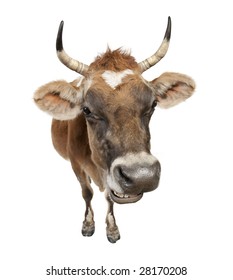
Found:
[34,17,195,204]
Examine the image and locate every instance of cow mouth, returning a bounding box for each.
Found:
[110,190,143,204]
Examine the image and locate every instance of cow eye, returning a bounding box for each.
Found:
[150,101,157,114]
[143,101,157,119]
[82,107,91,116]
[82,106,104,121]
[152,100,157,109]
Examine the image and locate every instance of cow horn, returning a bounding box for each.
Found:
[56,21,89,76]
[139,17,171,73]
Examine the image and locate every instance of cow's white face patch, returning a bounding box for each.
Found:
[102,69,134,89]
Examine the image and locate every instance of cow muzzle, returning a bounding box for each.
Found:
[107,152,161,204]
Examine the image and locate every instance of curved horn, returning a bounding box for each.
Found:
[56,21,89,76]
[139,17,171,73]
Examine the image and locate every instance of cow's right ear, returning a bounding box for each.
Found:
[34,79,83,120]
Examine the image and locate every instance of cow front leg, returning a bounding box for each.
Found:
[80,179,95,237]
[82,202,95,237]
[71,163,95,237]
[105,192,120,243]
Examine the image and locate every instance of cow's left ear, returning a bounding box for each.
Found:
[151,72,195,109]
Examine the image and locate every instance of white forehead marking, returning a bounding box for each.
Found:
[102,69,134,89]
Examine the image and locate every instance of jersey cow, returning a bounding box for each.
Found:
[34,17,195,243]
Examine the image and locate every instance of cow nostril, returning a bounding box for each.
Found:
[119,167,131,182]
[115,166,133,186]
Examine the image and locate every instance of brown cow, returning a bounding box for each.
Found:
[34,17,195,243]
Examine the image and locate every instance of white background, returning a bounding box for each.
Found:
[1,0,232,279]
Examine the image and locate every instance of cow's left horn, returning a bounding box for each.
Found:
[56,21,89,76]
[139,17,171,73]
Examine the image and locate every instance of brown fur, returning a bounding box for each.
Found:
[88,48,140,72]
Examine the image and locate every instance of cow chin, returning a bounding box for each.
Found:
[106,174,144,204]
[109,189,143,204]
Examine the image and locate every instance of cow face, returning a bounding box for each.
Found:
[34,18,195,205]
[82,69,161,203]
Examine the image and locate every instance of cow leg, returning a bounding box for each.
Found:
[81,178,95,237]
[71,163,95,237]
[105,193,120,243]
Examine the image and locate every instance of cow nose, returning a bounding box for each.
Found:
[113,160,161,193]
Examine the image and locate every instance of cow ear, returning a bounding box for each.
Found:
[151,72,195,109]
[34,78,83,120]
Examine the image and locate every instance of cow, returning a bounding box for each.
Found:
[34,17,195,243]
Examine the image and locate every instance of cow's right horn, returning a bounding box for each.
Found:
[56,21,89,76]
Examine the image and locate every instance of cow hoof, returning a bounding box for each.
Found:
[82,222,95,237]
[107,227,121,243]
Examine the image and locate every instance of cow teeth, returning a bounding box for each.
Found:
[114,191,130,199]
